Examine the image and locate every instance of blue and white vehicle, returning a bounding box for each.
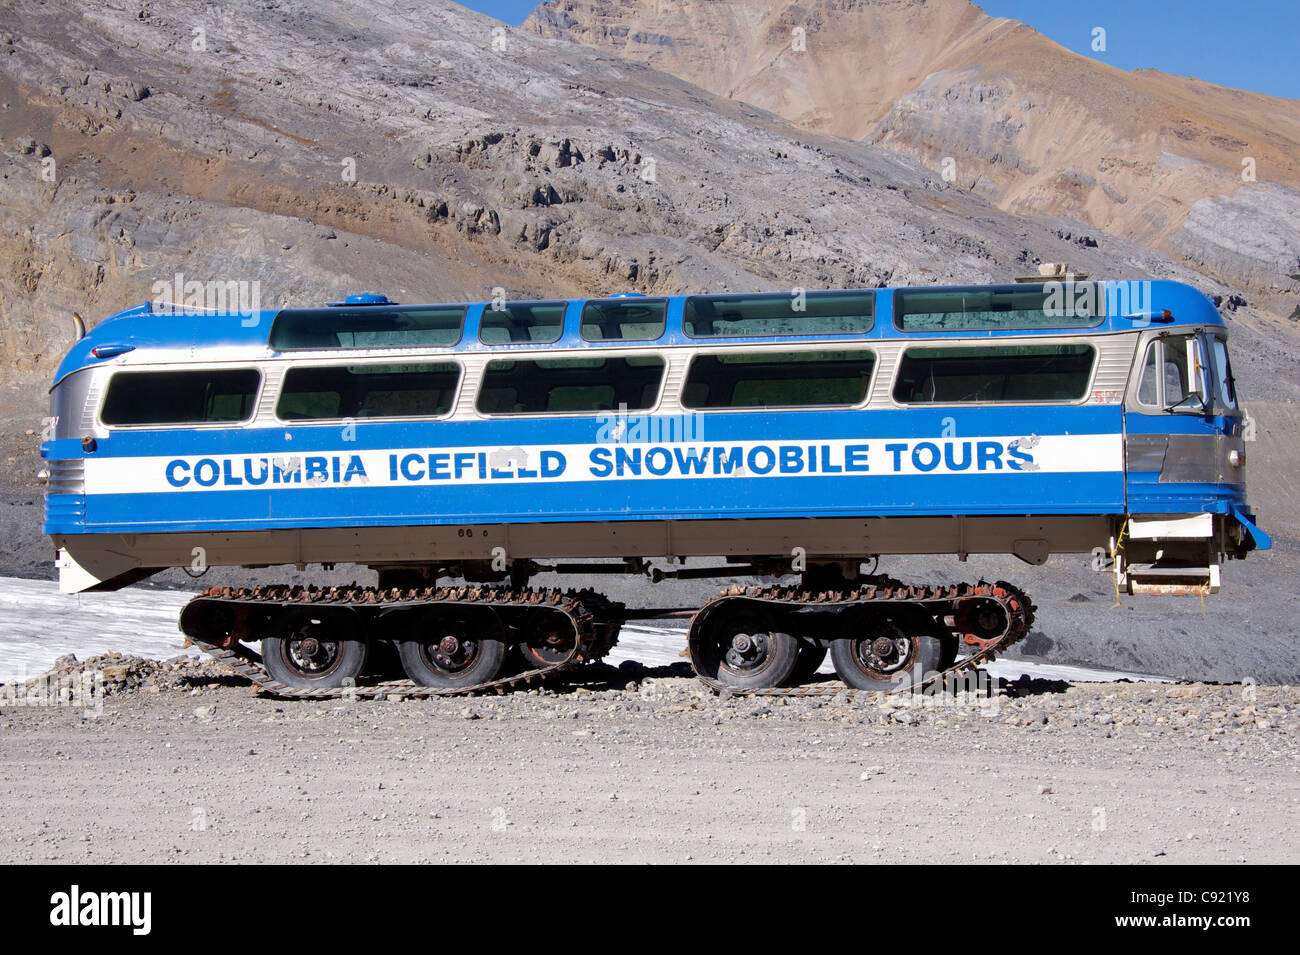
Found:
[41,280,1268,694]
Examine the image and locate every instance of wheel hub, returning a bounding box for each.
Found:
[855,624,912,675]
[286,624,340,674]
[430,631,477,671]
[724,632,768,670]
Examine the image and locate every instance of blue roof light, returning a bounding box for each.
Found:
[328,293,394,307]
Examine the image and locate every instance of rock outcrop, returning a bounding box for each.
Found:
[1,0,1297,437]
[527,0,1300,320]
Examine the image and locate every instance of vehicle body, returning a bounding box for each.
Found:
[40,279,1268,692]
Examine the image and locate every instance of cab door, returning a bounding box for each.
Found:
[1124,328,1244,514]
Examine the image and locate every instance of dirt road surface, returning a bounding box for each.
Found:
[2,660,1295,864]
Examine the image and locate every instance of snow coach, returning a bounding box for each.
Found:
[40,280,1268,695]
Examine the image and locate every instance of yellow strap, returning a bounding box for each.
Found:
[1110,518,1129,609]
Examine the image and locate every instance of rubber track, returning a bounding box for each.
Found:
[688,577,1036,699]
[181,584,623,699]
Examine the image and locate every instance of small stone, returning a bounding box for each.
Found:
[892,710,919,725]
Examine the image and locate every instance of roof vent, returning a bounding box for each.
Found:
[327,293,394,307]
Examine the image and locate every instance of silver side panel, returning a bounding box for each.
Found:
[1159,433,1243,485]
[1125,434,1167,472]
[52,515,1112,592]
[45,459,85,495]
[50,367,101,439]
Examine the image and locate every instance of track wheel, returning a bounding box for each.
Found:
[689,604,799,689]
[262,609,369,690]
[830,616,943,692]
[517,611,579,669]
[398,608,507,688]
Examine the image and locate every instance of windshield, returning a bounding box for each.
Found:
[1209,337,1238,411]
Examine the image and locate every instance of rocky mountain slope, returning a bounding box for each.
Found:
[526,0,1300,319]
[1,0,1298,441]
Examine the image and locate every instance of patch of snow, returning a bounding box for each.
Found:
[0,577,1170,686]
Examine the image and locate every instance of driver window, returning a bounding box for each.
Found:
[1136,336,1206,410]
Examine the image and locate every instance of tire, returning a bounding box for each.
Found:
[789,642,829,684]
[262,609,369,690]
[397,608,507,688]
[689,604,800,689]
[830,615,945,693]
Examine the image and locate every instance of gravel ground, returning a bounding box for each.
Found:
[1,655,1296,864]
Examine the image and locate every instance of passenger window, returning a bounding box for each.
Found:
[478,301,566,345]
[895,284,1104,331]
[277,363,460,420]
[684,290,874,337]
[270,305,465,350]
[682,350,876,409]
[101,369,260,426]
[477,356,665,414]
[893,344,1094,404]
[580,298,668,342]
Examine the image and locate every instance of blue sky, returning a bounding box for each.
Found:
[458,0,1297,100]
